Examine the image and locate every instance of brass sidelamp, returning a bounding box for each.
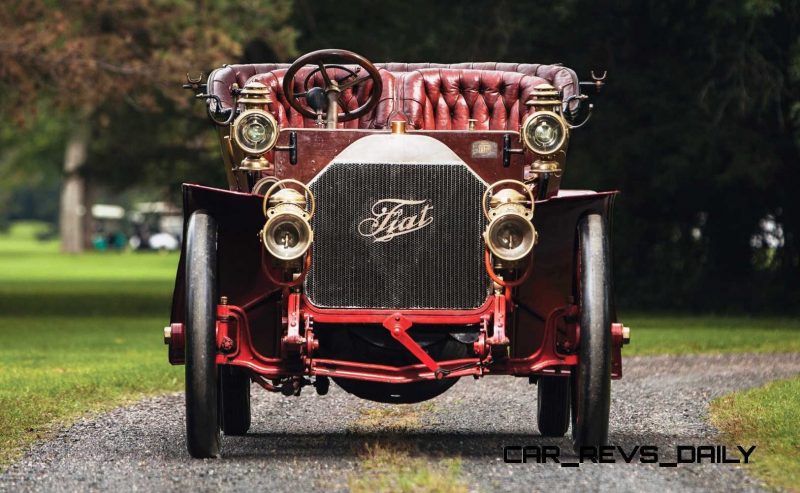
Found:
[520,83,570,178]
[232,81,279,171]
[236,82,272,110]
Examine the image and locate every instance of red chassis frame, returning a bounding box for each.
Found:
[168,180,623,386]
[169,284,624,384]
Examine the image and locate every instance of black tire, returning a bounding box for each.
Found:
[220,366,251,435]
[536,376,570,437]
[185,211,221,458]
[571,213,612,451]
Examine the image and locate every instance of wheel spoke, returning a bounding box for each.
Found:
[338,94,351,115]
[334,66,360,83]
[317,62,332,87]
[338,74,371,91]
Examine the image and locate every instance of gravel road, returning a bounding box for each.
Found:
[2,353,799,492]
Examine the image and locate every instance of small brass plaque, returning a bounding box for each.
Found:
[471,140,498,159]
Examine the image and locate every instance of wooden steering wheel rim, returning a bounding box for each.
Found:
[281,49,383,122]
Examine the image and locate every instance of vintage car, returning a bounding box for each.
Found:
[167,49,629,458]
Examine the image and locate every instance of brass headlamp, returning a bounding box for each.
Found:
[237,81,272,110]
[232,81,279,171]
[482,180,537,263]
[260,179,315,262]
[520,83,569,158]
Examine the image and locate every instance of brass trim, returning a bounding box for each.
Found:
[239,155,271,172]
[529,83,561,99]
[262,178,316,219]
[484,212,537,262]
[525,99,561,108]
[237,97,271,105]
[482,180,537,263]
[391,120,407,134]
[260,177,315,263]
[261,208,314,262]
[237,81,273,106]
[481,179,535,220]
[529,159,562,177]
[268,188,307,209]
[252,176,280,196]
[220,133,238,190]
[231,109,279,155]
[520,111,569,156]
[489,188,527,209]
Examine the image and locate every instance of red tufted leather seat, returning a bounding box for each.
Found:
[394,69,547,131]
[207,62,579,131]
[245,67,395,129]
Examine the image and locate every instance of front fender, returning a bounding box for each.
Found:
[511,190,618,358]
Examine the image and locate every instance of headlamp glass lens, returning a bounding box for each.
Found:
[524,114,565,154]
[495,222,524,250]
[235,111,277,154]
[487,214,535,261]
[244,119,268,144]
[534,121,557,147]
[263,213,311,261]
[273,221,300,250]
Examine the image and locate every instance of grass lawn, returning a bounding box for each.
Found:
[622,314,800,356]
[0,220,798,483]
[349,405,467,493]
[710,377,800,493]
[0,222,181,465]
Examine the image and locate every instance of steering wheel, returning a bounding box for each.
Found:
[282,49,382,124]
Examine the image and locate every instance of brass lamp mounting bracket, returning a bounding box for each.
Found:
[578,70,607,93]
[182,72,206,91]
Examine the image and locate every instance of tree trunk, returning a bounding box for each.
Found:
[59,124,90,253]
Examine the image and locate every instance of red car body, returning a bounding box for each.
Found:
[168,50,626,457]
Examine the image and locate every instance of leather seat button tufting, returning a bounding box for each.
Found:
[219,64,574,132]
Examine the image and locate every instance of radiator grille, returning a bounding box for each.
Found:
[305,161,489,309]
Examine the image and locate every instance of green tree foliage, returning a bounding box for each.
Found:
[0,0,296,225]
[0,0,295,115]
[0,0,797,310]
[291,0,799,311]
[0,111,65,229]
